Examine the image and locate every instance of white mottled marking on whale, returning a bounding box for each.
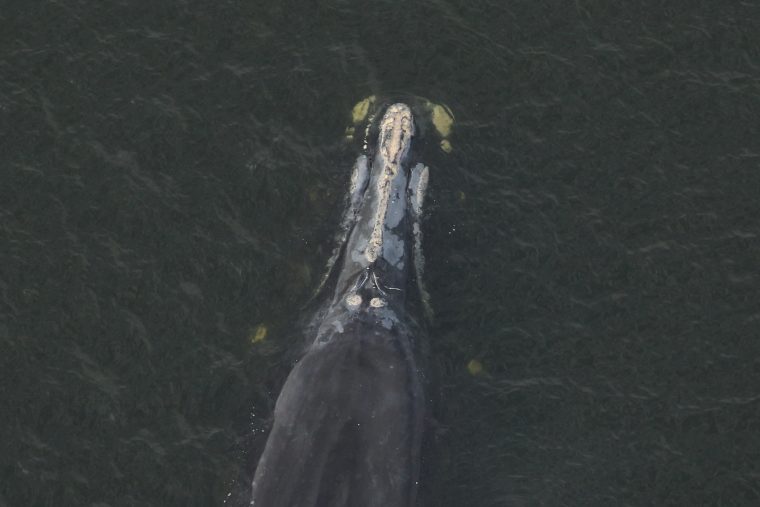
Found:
[346,293,362,307]
[365,104,414,263]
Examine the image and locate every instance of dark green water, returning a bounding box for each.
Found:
[2,1,760,506]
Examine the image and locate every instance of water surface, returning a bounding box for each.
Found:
[2,1,760,505]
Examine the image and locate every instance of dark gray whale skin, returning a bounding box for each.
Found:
[249,103,429,507]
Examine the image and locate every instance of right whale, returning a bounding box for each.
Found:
[249,102,434,507]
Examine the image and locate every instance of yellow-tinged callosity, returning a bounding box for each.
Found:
[251,324,268,343]
[431,104,454,138]
[351,95,376,124]
[467,359,484,376]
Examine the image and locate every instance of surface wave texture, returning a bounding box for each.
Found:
[2,0,760,505]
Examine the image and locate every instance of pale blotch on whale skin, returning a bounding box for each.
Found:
[408,163,432,320]
[346,293,362,307]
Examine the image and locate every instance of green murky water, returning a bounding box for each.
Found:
[3,1,760,505]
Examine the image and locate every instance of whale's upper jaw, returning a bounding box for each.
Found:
[313,103,429,343]
[362,103,415,266]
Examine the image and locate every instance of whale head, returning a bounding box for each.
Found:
[313,102,430,344]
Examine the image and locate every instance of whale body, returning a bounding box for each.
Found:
[250,103,430,507]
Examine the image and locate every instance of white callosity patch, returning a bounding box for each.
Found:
[349,155,369,210]
[409,163,433,320]
[365,104,414,264]
[346,293,362,307]
[369,297,387,308]
[408,163,429,216]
